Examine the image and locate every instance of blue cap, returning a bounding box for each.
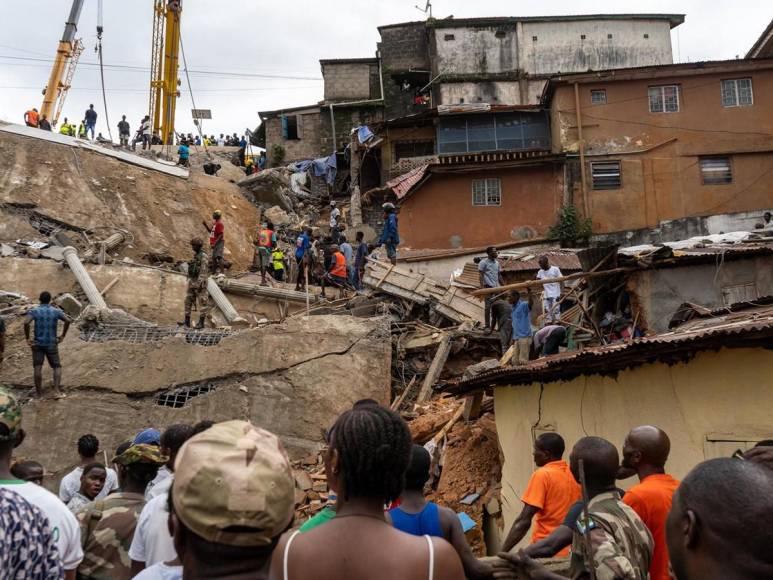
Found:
[133,428,161,446]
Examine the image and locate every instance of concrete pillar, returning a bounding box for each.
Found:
[83,231,127,259]
[62,246,108,309]
[207,277,248,327]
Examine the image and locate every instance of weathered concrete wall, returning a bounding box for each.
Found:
[322,61,379,101]
[264,110,323,165]
[439,81,520,105]
[398,164,563,249]
[433,25,518,76]
[3,315,391,476]
[520,19,673,76]
[378,22,431,119]
[629,256,773,333]
[495,347,773,549]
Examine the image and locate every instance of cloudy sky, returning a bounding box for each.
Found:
[0,0,770,138]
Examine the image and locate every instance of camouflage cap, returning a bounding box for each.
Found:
[173,420,295,547]
[0,386,21,441]
[112,443,169,466]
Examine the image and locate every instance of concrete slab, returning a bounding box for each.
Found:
[0,123,189,179]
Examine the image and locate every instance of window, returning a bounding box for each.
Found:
[700,157,732,185]
[394,140,435,160]
[721,282,758,306]
[472,178,501,206]
[580,34,586,40]
[590,89,607,105]
[648,85,680,113]
[444,33,455,41]
[644,33,649,39]
[607,33,613,39]
[532,36,538,41]
[721,78,753,107]
[591,161,621,190]
[495,30,507,39]
[437,112,551,154]
[281,115,299,140]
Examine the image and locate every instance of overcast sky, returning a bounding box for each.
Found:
[1,0,770,138]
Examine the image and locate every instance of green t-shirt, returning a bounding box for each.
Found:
[299,506,336,533]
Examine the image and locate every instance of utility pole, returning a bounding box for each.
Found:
[349,130,363,227]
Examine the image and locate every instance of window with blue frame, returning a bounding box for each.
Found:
[437,112,550,154]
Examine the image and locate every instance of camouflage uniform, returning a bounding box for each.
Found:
[77,444,168,580]
[570,491,654,580]
[184,248,212,317]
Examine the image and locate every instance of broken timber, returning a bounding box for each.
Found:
[416,333,453,404]
[471,267,636,296]
[217,278,321,304]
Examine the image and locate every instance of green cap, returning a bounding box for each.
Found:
[0,387,22,441]
[173,420,295,547]
[112,443,169,466]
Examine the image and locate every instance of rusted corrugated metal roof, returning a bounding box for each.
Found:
[387,164,430,200]
[446,302,773,395]
[501,252,582,273]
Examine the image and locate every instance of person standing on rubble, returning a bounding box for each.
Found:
[24,291,71,399]
[84,104,98,140]
[509,290,533,364]
[78,119,87,139]
[478,247,504,332]
[320,244,349,299]
[329,201,341,243]
[502,433,580,554]
[490,297,513,356]
[390,444,494,580]
[252,220,277,285]
[378,202,400,266]
[182,238,212,329]
[177,139,190,167]
[204,210,225,274]
[59,117,74,136]
[339,234,354,286]
[271,244,286,282]
[24,107,40,127]
[537,256,563,323]
[353,231,368,290]
[294,227,313,292]
[38,116,52,131]
[533,324,566,357]
[118,115,130,148]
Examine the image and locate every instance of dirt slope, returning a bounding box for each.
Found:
[0,130,261,269]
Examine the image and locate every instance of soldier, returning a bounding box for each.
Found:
[182,238,212,329]
[76,443,167,580]
[494,436,654,580]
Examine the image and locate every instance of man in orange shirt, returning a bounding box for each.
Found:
[502,433,580,555]
[618,425,679,580]
[321,244,348,299]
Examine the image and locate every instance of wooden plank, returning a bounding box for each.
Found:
[462,392,484,421]
[416,333,453,404]
[431,402,466,445]
[100,277,120,296]
[391,376,418,411]
[373,264,395,289]
[471,267,636,296]
[500,343,516,366]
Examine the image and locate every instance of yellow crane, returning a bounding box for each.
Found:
[41,0,86,127]
[149,0,182,144]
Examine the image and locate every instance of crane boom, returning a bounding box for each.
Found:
[41,0,86,126]
[149,0,182,144]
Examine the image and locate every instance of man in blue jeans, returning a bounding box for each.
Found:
[23,291,71,398]
[84,104,98,140]
[377,203,400,265]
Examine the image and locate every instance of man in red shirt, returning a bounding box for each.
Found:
[203,210,225,274]
[502,433,580,555]
[618,425,679,580]
[320,245,348,299]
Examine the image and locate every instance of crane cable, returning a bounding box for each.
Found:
[95,18,114,143]
[179,33,210,160]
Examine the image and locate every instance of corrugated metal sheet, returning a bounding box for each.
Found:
[501,252,582,273]
[387,164,429,200]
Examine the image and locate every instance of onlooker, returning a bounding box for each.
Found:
[294,227,312,292]
[533,324,566,357]
[10,459,45,485]
[60,433,119,502]
[165,420,295,579]
[619,426,680,580]
[77,443,167,580]
[252,220,277,284]
[536,256,563,323]
[0,387,84,577]
[66,463,107,513]
[666,458,773,580]
[205,210,225,274]
[177,140,190,167]
[272,404,465,580]
[353,230,368,290]
[0,487,63,578]
[24,291,72,398]
[502,433,580,554]
[130,424,193,575]
[84,104,98,139]
[478,247,504,331]
[329,201,341,243]
[216,133,225,146]
[390,444,492,579]
[132,428,172,499]
[759,211,773,231]
[118,115,130,147]
[339,234,354,285]
[38,116,52,131]
[509,290,532,364]
[377,202,400,266]
[24,107,40,127]
[496,436,654,580]
[136,115,151,150]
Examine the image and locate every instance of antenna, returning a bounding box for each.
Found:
[415,0,432,19]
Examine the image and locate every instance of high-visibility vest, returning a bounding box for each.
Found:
[272,250,285,270]
[256,228,274,248]
[330,252,347,278]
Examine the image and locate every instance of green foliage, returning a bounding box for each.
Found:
[270,144,286,167]
[548,205,593,247]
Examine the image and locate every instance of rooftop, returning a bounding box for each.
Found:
[747,19,773,58]
[446,299,773,396]
[319,57,378,65]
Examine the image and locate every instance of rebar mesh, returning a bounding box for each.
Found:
[155,383,217,408]
[79,324,234,346]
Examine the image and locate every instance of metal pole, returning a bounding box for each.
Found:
[206,277,248,326]
[62,246,108,309]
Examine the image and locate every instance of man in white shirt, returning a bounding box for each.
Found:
[217,133,225,147]
[0,387,84,578]
[536,255,563,323]
[130,423,194,575]
[59,433,119,502]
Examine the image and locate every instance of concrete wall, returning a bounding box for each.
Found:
[433,25,518,75]
[439,81,521,105]
[322,61,379,101]
[552,65,773,235]
[519,19,673,76]
[494,347,773,549]
[628,255,773,333]
[378,22,431,119]
[398,164,563,249]
[264,110,323,165]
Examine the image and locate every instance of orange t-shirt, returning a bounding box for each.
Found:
[330,252,347,278]
[521,460,581,556]
[623,473,679,580]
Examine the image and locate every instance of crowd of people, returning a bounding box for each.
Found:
[1,385,772,579]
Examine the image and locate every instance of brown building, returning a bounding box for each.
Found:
[544,58,773,242]
[748,19,773,58]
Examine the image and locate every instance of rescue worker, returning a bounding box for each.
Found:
[182,238,212,329]
[271,244,286,282]
[203,210,225,274]
[78,120,87,139]
[377,202,400,265]
[24,108,39,127]
[59,117,74,136]
[251,220,276,285]
[321,244,349,299]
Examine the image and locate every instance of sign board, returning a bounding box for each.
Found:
[191,109,212,120]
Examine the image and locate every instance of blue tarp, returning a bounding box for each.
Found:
[357,125,375,145]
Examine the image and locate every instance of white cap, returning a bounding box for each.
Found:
[330,201,337,206]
